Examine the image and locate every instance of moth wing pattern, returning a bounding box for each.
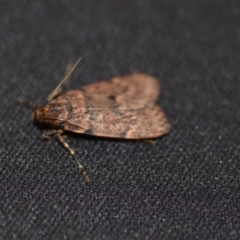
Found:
[81,72,160,104]
[53,73,170,139]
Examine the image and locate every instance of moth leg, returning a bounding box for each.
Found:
[144,139,157,145]
[43,129,64,140]
[55,132,91,183]
[44,130,78,151]
[61,134,68,139]
[72,148,80,152]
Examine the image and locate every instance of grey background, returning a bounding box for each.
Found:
[1,1,240,239]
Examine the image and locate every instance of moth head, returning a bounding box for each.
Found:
[31,101,67,126]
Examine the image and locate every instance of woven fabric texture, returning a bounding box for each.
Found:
[1,1,240,239]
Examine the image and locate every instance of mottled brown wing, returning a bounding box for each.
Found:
[57,73,160,109]
[80,73,160,107]
[80,103,170,139]
[53,73,170,139]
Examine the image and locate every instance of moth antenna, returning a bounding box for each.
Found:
[56,132,90,183]
[41,57,83,105]
[51,57,83,96]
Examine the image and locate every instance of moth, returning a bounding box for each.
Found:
[27,58,170,182]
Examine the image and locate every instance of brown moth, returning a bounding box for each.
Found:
[30,59,170,182]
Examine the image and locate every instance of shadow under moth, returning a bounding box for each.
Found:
[25,59,170,182]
